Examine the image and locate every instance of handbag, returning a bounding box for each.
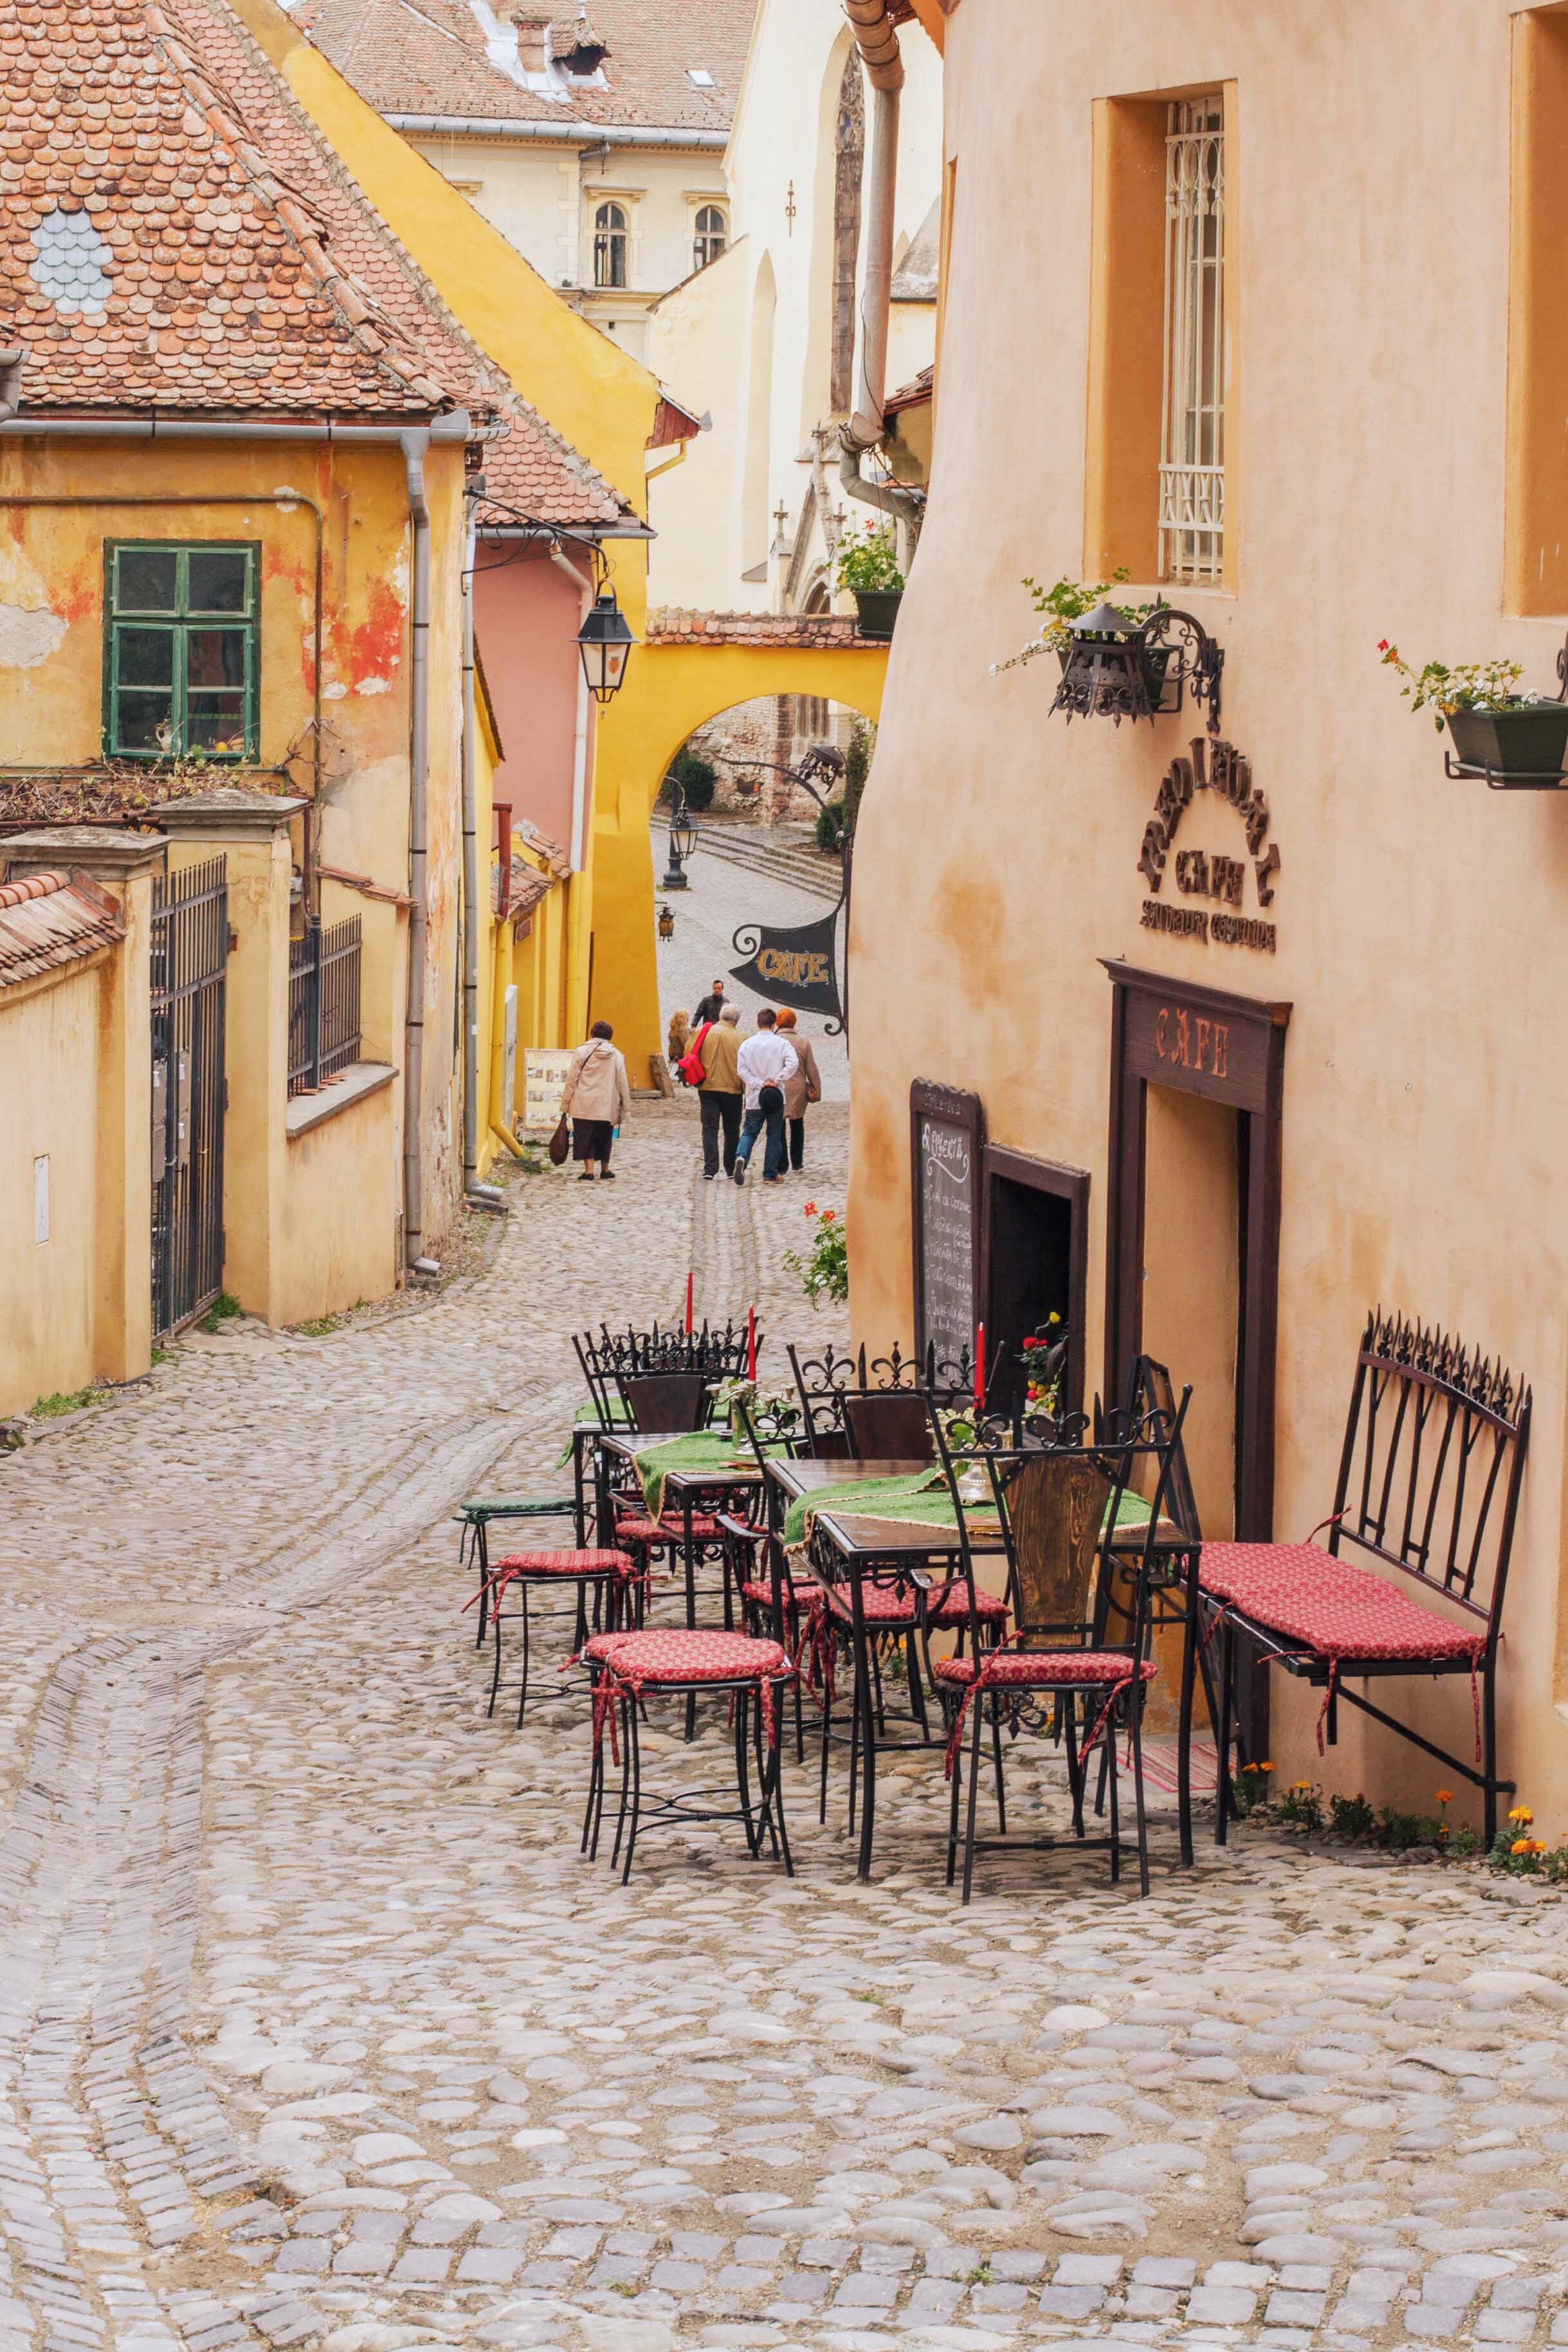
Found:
[677,1021,713,1088]
[548,1114,570,1165]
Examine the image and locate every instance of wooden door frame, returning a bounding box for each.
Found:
[1102,960,1291,1538]
[981,1145,1089,1420]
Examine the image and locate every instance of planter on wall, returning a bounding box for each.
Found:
[853,589,902,641]
[1446,702,1568,785]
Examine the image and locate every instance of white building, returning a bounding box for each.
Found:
[644,0,943,615]
[297,0,758,363]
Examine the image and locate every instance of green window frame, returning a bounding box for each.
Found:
[104,540,260,760]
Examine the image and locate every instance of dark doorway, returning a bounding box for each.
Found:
[150,854,228,1340]
[981,1147,1088,1421]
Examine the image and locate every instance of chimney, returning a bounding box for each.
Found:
[512,11,551,73]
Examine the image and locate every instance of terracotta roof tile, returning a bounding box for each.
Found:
[298,0,757,134]
[0,871,125,989]
[645,608,882,648]
[0,0,480,415]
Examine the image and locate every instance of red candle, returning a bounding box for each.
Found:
[685,1272,694,1336]
[974,1322,985,1408]
[747,1306,757,1383]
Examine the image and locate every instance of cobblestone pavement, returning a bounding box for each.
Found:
[5,1086,1568,2351]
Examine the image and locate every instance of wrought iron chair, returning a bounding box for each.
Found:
[930,1392,1192,1900]
[1192,1311,1531,1848]
[787,1339,987,1459]
[577,1626,797,1884]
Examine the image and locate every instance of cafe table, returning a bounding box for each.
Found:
[763,1458,1010,1880]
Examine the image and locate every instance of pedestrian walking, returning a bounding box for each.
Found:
[773,1008,821,1174]
[733,1008,798,1187]
[696,1003,744,1180]
[560,1019,630,1183]
[693,977,727,1026]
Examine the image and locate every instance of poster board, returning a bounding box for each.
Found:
[910,1079,985,1367]
[522,1046,574,1131]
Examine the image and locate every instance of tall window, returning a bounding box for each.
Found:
[593,201,628,289]
[1160,95,1225,582]
[104,542,259,758]
[831,52,866,414]
[693,205,727,271]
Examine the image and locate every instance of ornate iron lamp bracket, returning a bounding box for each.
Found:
[1142,606,1225,735]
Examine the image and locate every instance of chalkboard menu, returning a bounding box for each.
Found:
[910,1079,985,1366]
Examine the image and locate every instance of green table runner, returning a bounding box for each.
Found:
[634,1432,756,1517]
[783,1474,1155,1551]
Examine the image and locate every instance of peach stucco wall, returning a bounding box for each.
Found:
[848,0,1568,1823]
[475,554,592,862]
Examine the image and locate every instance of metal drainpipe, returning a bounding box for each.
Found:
[460,513,484,1199]
[549,543,596,1039]
[842,0,904,456]
[401,428,434,1270]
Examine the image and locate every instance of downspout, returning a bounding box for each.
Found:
[401,428,435,1272]
[839,3,925,543]
[461,511,484,1200]
[550,544,596,1043]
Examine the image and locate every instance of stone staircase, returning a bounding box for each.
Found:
[652,818,843,903]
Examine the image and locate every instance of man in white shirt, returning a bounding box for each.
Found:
[733,1008,798,1185]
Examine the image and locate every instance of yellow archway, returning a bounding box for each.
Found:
[588,612,888,1073]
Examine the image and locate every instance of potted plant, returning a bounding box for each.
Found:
[994,567,1171,700]
[1379,641,1568,783]
[835,522,905,639]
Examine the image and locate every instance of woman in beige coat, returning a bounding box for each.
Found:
[561,1019,631,1181]
[774,1008,821,1174]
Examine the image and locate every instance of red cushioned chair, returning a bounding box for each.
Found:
[579,1628,798,1884]
[1189,1311,1531,1849]
[473,1545,641,1728]
[930,1393,1192,1901]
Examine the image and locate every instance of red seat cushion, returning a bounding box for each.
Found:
[492,1547,634,1577]
[579,1630,629,1664]
[927,1587,1009,1625]
[743,1578,823,1613]
[660,1513,720,1539]
[1198,1542,1483,1664]
[934,1650,1156,1690]
[594,1629,791,1686]
[614,1515,722,1543]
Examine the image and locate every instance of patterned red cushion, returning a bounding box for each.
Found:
[612,1515,722,1542]
[579,1631,629,1663]
[594,1629,791,1686]
[491,1548,634,1576]
[825,1583,919,1623]
[659,1514,721,1539]
[612,1517,672,1542]
[742,1578,823,1613]
[934,1650,1157,1689]
[1199,1542,1482,1663]
[927,1588,1009,1624]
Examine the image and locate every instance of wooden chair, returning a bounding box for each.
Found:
[1192,1310,1531,1847]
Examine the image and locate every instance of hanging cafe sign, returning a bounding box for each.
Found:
[1136,735,1282,953]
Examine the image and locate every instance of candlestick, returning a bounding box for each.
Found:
[974,1322,985,1410]
[685,1272,694,1336]
[747,1306,757,1384]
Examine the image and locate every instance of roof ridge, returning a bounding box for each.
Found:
[143,0,457,411]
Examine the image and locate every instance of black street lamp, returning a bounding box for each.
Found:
[662,784,698,891]
[1052,598,1225,733]
[575,584,636,705]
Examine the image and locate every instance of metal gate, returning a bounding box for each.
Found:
[150,855,228,1340]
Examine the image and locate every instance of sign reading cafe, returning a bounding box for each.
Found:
[1137,736,1282,953]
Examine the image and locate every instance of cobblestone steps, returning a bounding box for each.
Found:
[653,819,843,904]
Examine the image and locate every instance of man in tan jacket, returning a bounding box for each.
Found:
[696,1002,743,1179]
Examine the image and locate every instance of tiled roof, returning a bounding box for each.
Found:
[0,0,486,416]
[885,363,934,414]
[298,0,758,135]
[479,399,635,527]
[646,609,884,648]
[0,871,125,990]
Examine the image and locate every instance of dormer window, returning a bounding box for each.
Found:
[557,12,608,76]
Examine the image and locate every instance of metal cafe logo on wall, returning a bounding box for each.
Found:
[1137,736,1282,953]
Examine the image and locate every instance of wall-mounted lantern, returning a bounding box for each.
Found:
[575,585,636,705]
[1052,600,1225,735]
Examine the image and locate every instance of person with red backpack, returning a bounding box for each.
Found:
[690,1002,743,1179]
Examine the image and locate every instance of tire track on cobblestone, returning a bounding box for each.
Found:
[0,1408,524,2349]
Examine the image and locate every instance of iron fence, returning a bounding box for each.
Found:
[151,855,228,1338]
[287,913,362,1094]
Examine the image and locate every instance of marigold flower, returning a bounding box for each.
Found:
[1290,1780,1311,1793]
[1509,1806,1534,1825]
[1511,1838,1541,1856]
[1259,1761,1275,1773]
[1434,1789,1453,1805]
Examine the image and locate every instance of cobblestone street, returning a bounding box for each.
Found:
[3,1066,1568,2352]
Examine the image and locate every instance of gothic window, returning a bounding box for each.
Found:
[830,54,865,414]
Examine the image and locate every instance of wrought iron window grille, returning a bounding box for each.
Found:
[1050,600,1225,734]
[1160,96,1225,585]
[287,913,362,1095]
